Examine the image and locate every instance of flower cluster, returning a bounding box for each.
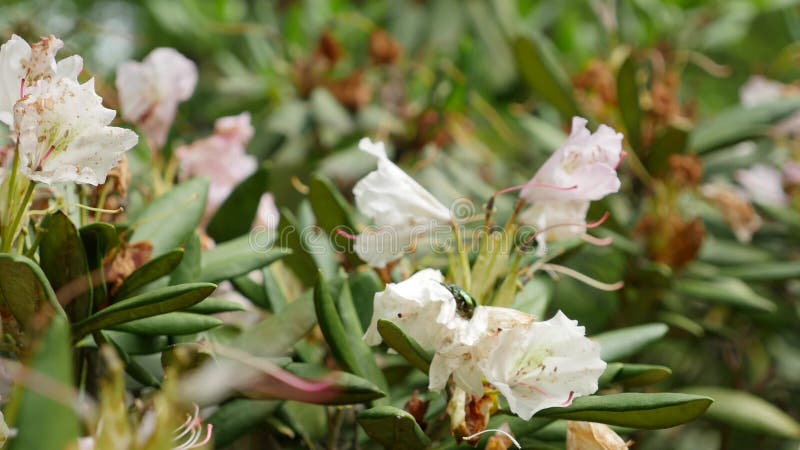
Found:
[364,269,606,420]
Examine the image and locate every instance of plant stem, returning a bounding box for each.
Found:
[451,221,471,290]
[2,181,35,253]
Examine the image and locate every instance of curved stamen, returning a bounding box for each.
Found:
[615,151,627,170]
[581,234,613,246]
[541,263,624,291]
[335,228,357,240]
[462,428,521,449]
[494,182,578,197]
[19,79,25,99]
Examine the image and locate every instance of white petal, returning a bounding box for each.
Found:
[0,35,30,126]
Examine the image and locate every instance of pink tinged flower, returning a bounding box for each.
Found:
[518,199,590,246]
[13,77,138,185]
[735,164,789,207]
[428,306,535,396]
[363,268,465,350]
[784,161,800,186]
[479,311,606,420]
[520,117,624,203]
[353,138,452,268]
[0,34,83,127]
[116,48,197,150]
[176,112,257,217]
[255,193,279,230]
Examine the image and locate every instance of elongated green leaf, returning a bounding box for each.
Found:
[690,98,800,153]
[207,399,281,448]
[231,274,268,308]
[102,331,161,387]
[236,292,316,357]
[262,266,288,312]
[72,283,216,339]
[277,207,318,286]
[79,223,119,306]
[357,405,431,449]
[102,331,169,355]
[7,315,79,450]
[114,249,184,299]
[207,164,270,243]
[39,212,93,323]
[349,270,382,332]
[678,387,800,439]
[308,174,361,265]
[594,323,668,361]
[538,393,712,429]
[187,297,246,314]
[0,253,65,331]
[314,272,362,374]
[111,311,222,336]
[675,277,776,312]
[512,35,581,120]
[169,232,201,285]
[377,319,432,373]
[612,364,672,387]
[130,177,208,257]
[617,54,641,147]
[198,234,290,283]
[717,262,800,281]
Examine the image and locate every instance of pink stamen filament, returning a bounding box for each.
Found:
[19,79,25,99]
[615,151,628,170]
[38,145,55,169]
[562,391,575,406]
[581,234,613,246]
[494,182,578,197]
[541,263,624,291]
[335,228,357,241]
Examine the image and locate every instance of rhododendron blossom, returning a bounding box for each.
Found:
[14,77,137,185]
[353,138,452,268]
[735,164,788,207]
[116,48,197,150]
[0,34,83,128]
[519,117,623,244]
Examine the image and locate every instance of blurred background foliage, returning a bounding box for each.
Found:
[3,0,800,448]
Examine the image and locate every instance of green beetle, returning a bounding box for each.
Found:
[441,283,477,320]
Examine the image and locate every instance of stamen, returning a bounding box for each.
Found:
[19,79,25,99]
[615,151,627,170]
[38,145,55,169]
[290,176,309,194]
[461,428,522,449]
[586,212,610,229]
[335,228,357,240]
[494,182,578,196]
[541,263,624,291]
[562,391,575,406]
[581,234,613,246]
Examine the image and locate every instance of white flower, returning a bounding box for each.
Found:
[0,34,83,128]
[521,117,623,203]
[363,268,464,350]
[255,193,279,230]
[429,306,534,396]
[116,48,197,150]
[734,164,788,207]
[13,77,138,185]
[479,311,606,420]
[518,200,590,245]
[353,138,452,268]
[739,76,784,107]
[176,112,257,219]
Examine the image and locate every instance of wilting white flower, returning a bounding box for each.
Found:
[566,421,629,450]
[519,117,623,244]
[479,311,606,420]
[429,306,534,395]
[521,117,623,203]
[116,48,197,150]
[353,138,452,268]
[363,268,465,349]
[735,164,788,207]
[176,112,257,220]
[14,77,137,185]
[0,34,83,128]
[702,183,763,243]
[740,75,800,137]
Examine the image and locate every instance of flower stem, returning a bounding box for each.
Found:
[2,181,35,253]
[451,221,471,290]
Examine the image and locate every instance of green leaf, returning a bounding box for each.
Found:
[617,53,642,147]
[38,212,93,323]
[690,98,800,154]
[207,164,270,243]
[72,283,216,339]
[377,319,432,374]
[79,223,119,306]
[187,297,247,314]
[512,35,581,120]
[101,331,161,387]
[593,323,668,361]
[114,249,184,299]
[313,272,362,375]
[283,363,386,405]
[357,405,431,450]
[277,207,318,286]
[197,234,290,283]
[675,277,777,312]
[207,399,281,448]
[716,261,800,281]
[538,393,712,429]
[236,291,316,357]
[130,177,208,257]
[6,315,79,450]
[0,253,65,331]
[262,266,288,312]
[101,331,169,355]
[308,174,361,265]
[111,311,222,336]
[612,364,672,387]
[349,270,382,332]
[678,387,800,439]
[231,274,268,308]
[169,232,202,285]
[645,124,690,175]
